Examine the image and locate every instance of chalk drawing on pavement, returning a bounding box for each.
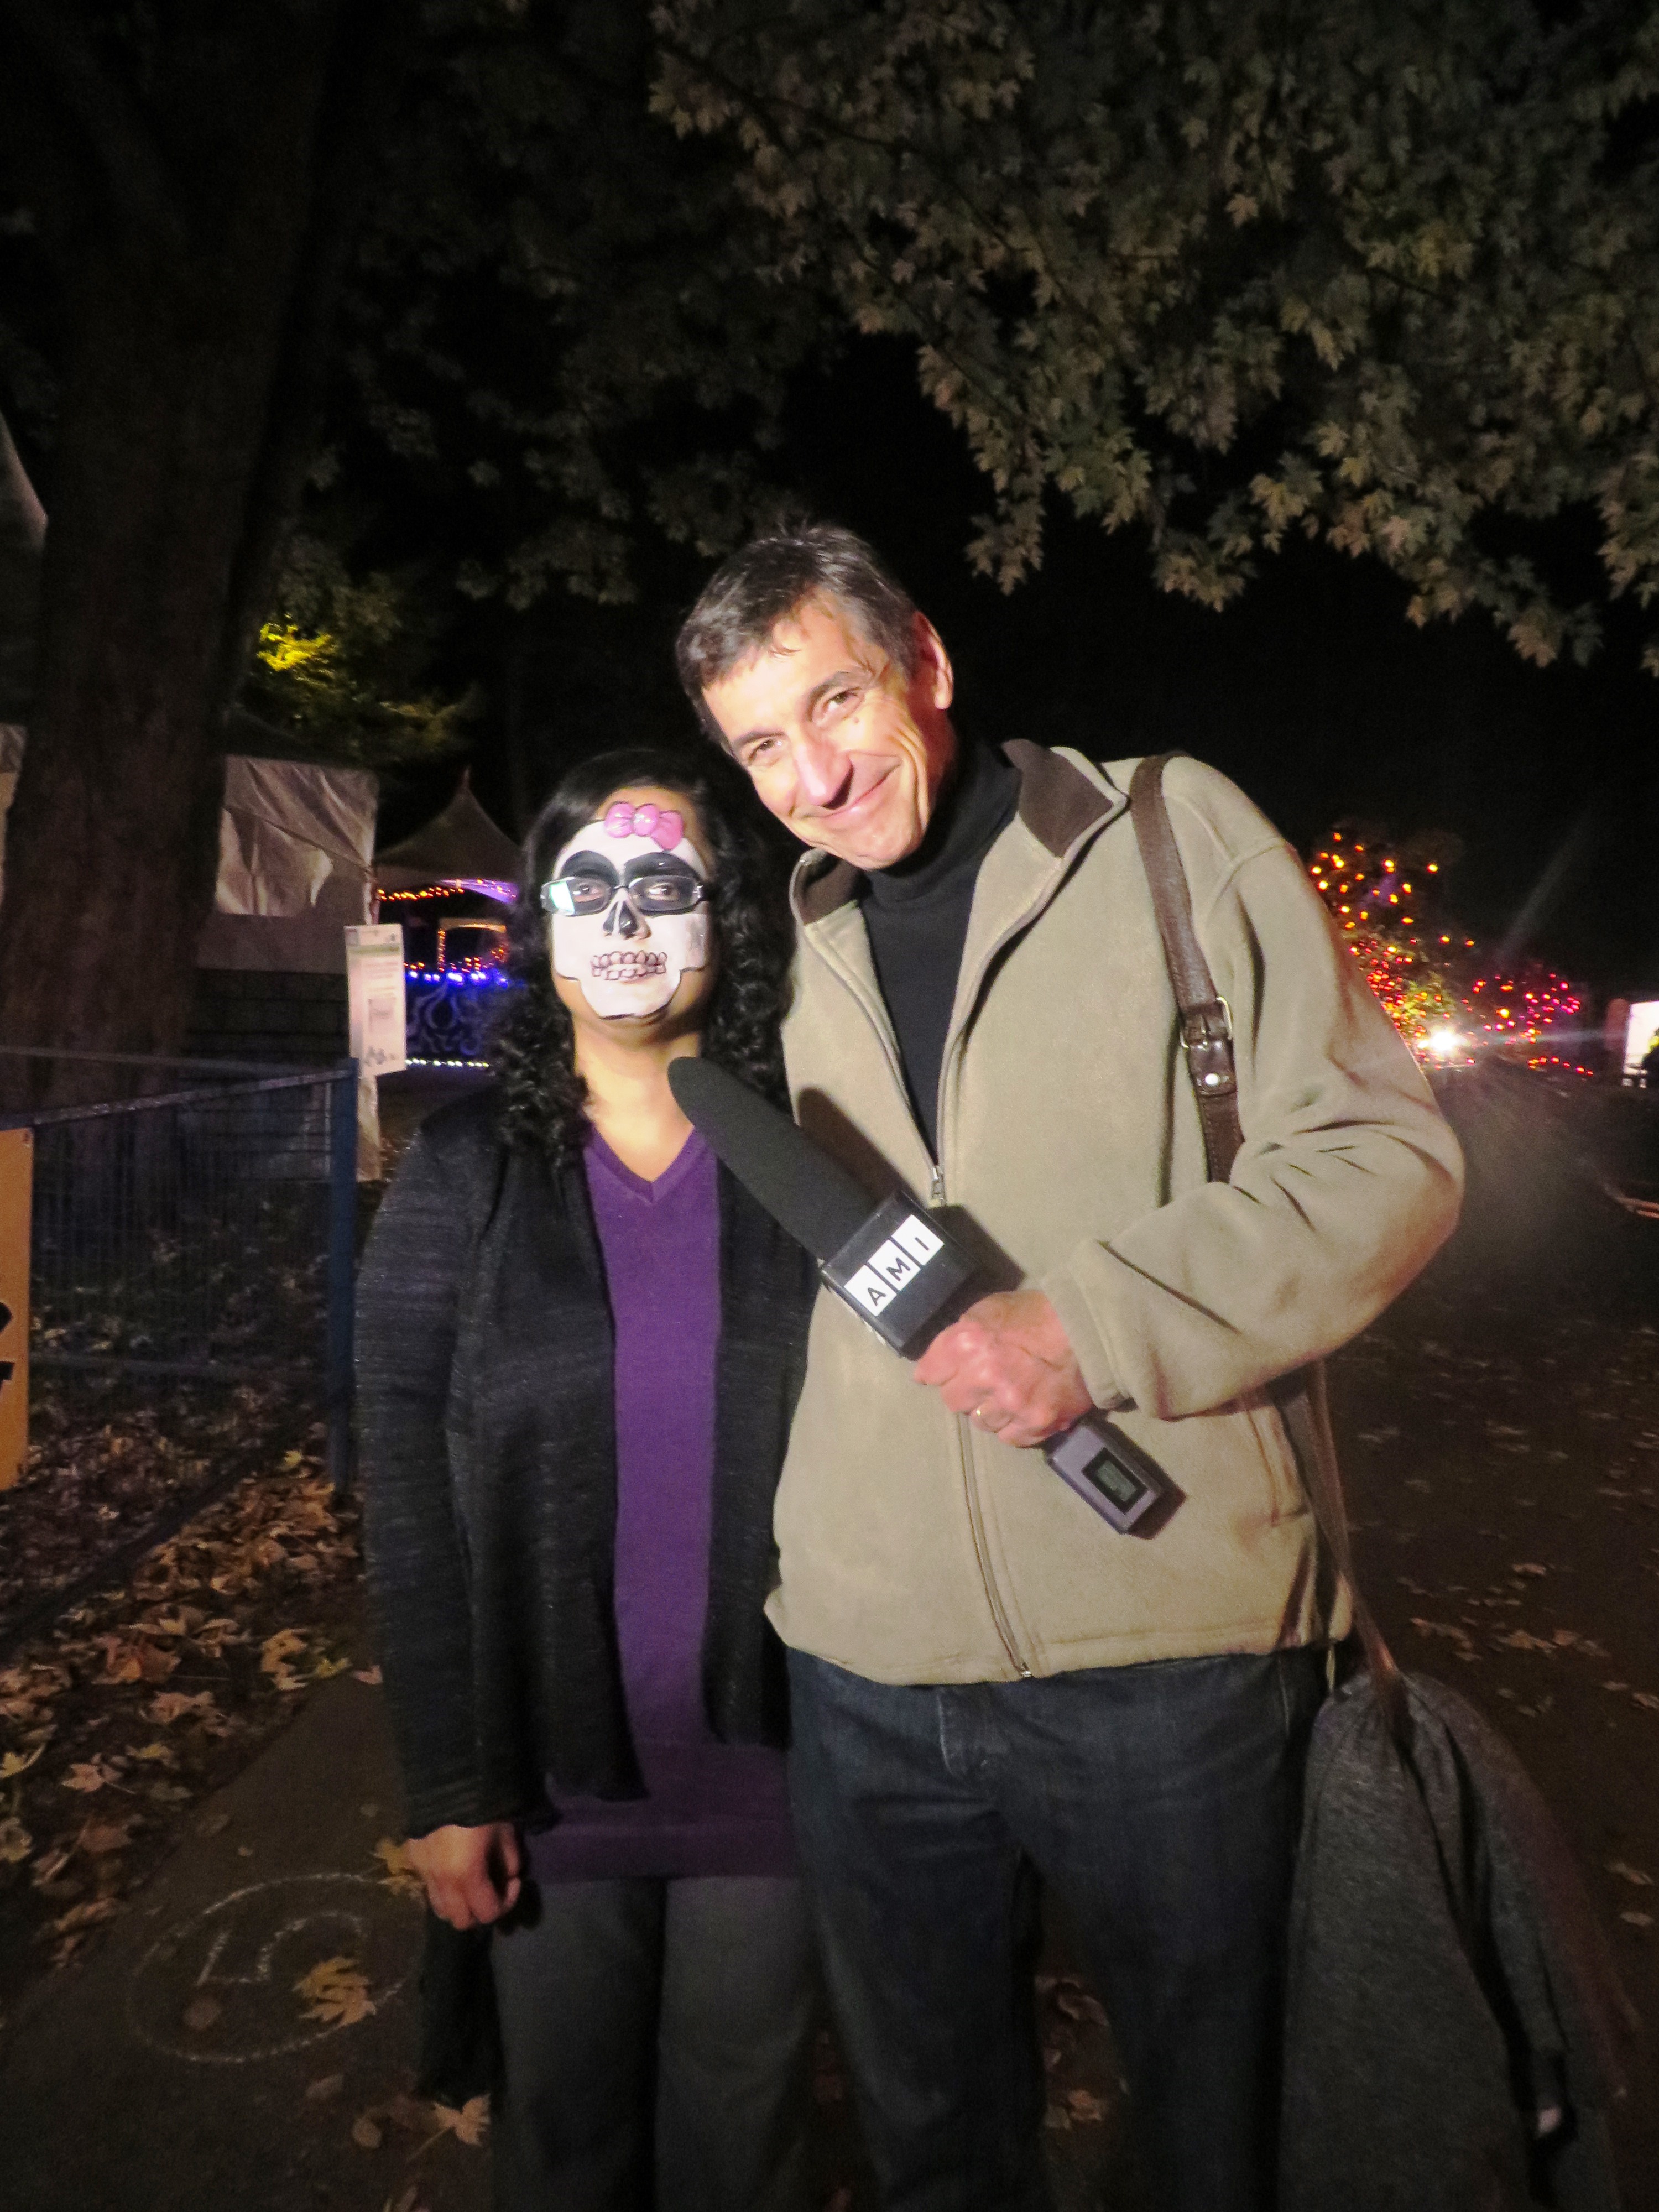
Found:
[126,1872,418,2064]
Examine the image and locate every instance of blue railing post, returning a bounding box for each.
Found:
[326,1058,358,1491]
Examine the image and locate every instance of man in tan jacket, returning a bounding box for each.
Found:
[677,524,1462,2212]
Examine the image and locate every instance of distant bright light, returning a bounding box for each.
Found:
[1624,1001,1659,1077]
[1427,1027,1463,1060]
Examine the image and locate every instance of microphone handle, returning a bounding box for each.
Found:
[1042,1411,1172,1533]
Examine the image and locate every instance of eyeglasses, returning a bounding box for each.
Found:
[540,868,712,919]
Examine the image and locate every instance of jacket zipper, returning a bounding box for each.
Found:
[811,936,1030,1677]
[928,835,1122,1684]
[931,1014,1031,1678]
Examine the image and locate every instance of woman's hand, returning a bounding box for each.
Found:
[405,1821,523,1931]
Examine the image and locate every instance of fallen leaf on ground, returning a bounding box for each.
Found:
[295,1954,375,2028]
[0,1817,31,1863]
[425,2097,489,2150]
[62,1759,124,1794]
[145,1691,220,1726]
[352,2113,384,2151]
[76,1817,137,1855]
[0,1744,45,1780]
[49,1897,117,1935]
[373,1837,425,1901]
[382,2188,427,2212]
[1492,1629,1557,1654]
[1606,1861,1654,1887]
[92,1635,179,1685]
[311,1656,351,1681]
[131,1740,177,1766]
[306,2073,345,2103]
[353,1665,383,1686]
[260,1630,307,1674]
[1065,2089,1105,2122]
[195,1811,231,1837]
[1621,1911,1653,1931]
[183,1995,222,2031]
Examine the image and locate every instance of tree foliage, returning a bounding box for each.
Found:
[323,0,826,613]
[654,0,1659,670]
[243,537,475,770]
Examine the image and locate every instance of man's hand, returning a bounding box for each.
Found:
[405,1821,523,1931]
[912,1289,1092,1449]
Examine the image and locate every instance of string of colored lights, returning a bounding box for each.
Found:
[1306,829,1582,1063]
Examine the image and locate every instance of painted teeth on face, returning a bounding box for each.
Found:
[592,951,667,978]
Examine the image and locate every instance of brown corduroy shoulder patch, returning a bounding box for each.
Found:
[1003,739,1117,858]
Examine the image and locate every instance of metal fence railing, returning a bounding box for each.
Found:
[1,1051,357,1486]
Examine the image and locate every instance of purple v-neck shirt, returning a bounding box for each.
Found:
[527,1128,795,1882]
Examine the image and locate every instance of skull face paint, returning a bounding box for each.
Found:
[544,799,713,1020]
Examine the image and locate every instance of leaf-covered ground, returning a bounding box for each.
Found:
[0,1376,317,1646]
[0,1441,364,2025]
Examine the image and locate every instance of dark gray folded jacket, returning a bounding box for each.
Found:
[1281,1671,1638,2212]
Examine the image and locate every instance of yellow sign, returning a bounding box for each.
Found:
[0,1127,30,1488]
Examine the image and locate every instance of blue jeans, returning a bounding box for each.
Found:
[786,1647,1326,2212]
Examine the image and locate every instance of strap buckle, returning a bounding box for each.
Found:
[1179,998,1235,1097]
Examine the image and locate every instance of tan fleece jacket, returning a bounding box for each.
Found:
[768,745,1463,1683]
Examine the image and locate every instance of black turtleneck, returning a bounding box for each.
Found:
[859,736,1020,1159]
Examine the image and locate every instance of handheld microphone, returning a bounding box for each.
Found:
[667,1057,1170,1534]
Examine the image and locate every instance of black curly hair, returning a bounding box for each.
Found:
[495,745,794,1166]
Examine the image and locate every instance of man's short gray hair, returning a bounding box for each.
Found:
[675,522,918,740]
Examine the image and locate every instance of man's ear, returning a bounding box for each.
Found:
[911,612,954,712]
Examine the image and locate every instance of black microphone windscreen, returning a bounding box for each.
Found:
[667,1057,873,1261]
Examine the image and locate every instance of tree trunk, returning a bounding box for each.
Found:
[0,2,399,1105]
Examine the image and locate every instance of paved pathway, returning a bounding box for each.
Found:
[0,1668,490,2212]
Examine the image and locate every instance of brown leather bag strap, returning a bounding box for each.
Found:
[1128,754,1245,1183]
[1274,1372,1410,1740]
[1127,752,1409,1742]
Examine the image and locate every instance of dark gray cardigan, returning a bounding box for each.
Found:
[356,1087,818,1839]
[1280,1670,1637,2211]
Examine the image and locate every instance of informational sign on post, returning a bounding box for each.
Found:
[345,924,408,1078]
[0,1126,31,1489]
[345,924,408,1180]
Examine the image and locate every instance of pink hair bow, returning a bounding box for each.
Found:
[603,800,684,851]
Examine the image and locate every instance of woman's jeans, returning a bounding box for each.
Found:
[490,1874,818,2212]
[787,1646,1326,2212]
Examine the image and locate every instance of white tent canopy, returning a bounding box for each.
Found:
[374,772,520,900]
[197,747,378,974]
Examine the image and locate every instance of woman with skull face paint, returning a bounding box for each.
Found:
[357,747,821,2212]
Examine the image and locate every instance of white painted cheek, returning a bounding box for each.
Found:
[664,909,712,977]
[550,911,604,982]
